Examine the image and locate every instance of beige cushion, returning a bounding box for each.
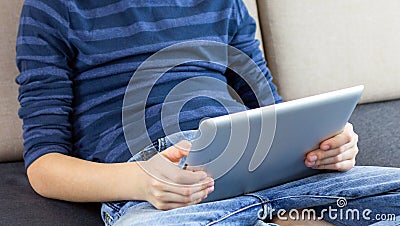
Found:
[0,0,24,162]
[258,0,400,103]
[243,0,264,53]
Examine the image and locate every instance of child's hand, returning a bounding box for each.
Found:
[305,123,359,172]
[139,140,214,210]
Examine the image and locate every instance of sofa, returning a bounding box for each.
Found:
[1,0,399,225]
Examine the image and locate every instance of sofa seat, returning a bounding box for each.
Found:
[350,99,400,167]
[0,161,103,225]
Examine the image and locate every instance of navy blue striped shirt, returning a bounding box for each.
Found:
[16,0,281,168]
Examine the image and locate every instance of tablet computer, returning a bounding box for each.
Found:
[184,85,364,202]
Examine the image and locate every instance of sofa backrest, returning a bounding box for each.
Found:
[257,0,400,103]
[243,0,264,53]
[0,0,24,162]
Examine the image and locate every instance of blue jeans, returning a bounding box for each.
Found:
[101,131,400,226]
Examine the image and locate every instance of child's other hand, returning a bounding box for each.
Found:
[305,123,359,172]
[139,140,214,210]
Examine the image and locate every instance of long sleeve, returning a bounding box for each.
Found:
[16,0,74,168]
[225,0,282,109]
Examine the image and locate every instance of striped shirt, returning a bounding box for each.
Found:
[16,0,282,168]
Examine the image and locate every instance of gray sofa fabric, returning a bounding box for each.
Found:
[0,99,398,225]
[0,162,103,225]
[350,99,400,167]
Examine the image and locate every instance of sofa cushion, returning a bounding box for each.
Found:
[0,162,103,225]
[258,0,400,104]
[350,99,400,167]
[0,0,24,162]
[243,0,264,53]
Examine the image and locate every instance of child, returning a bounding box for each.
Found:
[16,0,399,225]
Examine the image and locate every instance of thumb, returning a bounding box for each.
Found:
[161,140,192,163]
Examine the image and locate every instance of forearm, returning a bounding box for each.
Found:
[27,153,146,202]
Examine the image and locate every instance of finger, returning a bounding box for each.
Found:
[152,201,190,211]
[314,146,358,166]
[141,154,208,185]
[154,184,213,204]
[152,196,204,210]
[155,165,209,185]
[306,147,345,164]
[306,135,357,163]
[161,140,192,163]
[162,177,214,196]
[150,183,214,210]
[312,159,356,172]
[167,168,210,185]
[319,123,355,151]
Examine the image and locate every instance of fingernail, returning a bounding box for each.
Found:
[208,186,214,194]
[309,154,317,161]
[322,145,330,150]
[176,140,192,151]
[308,161,315,167]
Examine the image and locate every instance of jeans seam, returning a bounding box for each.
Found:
[205,202,263,226]
[102,206,120,226]
[158,137,166,152]
[206,195,265,226]
[163,137,166,151]
[103,211,113,226]
[244,194,273,221]
[105,202,121,212]
[267,194,355,203]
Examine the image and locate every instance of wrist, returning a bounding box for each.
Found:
[123,161,149,201]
